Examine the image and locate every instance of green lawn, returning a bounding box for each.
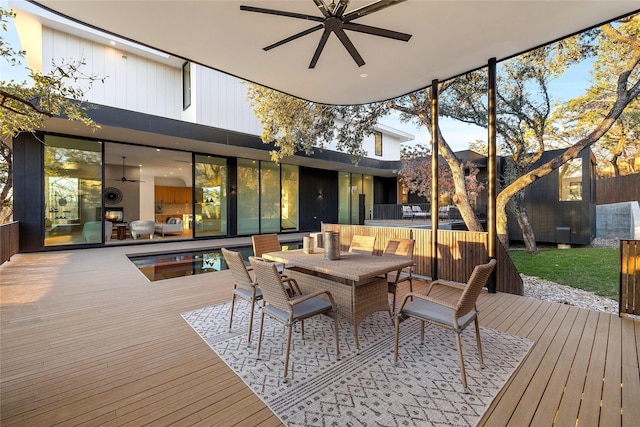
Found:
[508,247,619,299]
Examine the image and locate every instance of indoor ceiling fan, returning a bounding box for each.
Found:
[110,156,144,183]
[240,0,412,68]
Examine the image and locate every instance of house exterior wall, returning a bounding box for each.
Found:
[506,148,596,245]
[42,27,183,120]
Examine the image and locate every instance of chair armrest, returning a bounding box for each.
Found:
[426,279,466,295]
[282,277,301,295]
[290,289,336,308]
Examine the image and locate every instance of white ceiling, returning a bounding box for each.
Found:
[27,0,638,105]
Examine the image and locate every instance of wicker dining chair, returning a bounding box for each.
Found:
[249,256,340,381]
[222,247,262,344]
[348,235,376,255]
[252,233,286,272]
[383,238,415,314]
[394,258,497,393]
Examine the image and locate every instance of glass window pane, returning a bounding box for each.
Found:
[374,131,382,156]
[281,164,299,231]
[351,173,362,224]
[363,175,374,221]
[182,62,191,110]
[237,159,259,234]
[338,172,350,224]
[44,136,102,246]
[195,155,227,236]
[261,161,280,233]
[559,158,582,201]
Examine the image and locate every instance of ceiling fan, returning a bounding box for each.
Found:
[110,156,144,183]
[240,0,412,68]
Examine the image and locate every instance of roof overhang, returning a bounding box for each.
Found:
[24,0,639,105]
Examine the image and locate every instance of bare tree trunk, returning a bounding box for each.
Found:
[513,191,538,253]
[437,132,484,232]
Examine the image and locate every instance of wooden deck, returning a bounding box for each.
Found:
[1,240,638,426]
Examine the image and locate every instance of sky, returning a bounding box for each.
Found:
[379,59,594,152]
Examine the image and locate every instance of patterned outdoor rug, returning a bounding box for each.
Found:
[182,302,532,426]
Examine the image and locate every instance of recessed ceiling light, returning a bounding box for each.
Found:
[360,73,368,78]
[110,41,116,46]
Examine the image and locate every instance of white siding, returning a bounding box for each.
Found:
[42,27,181,119]
[194,65,262,136]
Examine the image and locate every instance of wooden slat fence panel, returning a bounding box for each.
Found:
[596,174,640,205]
[320,224,523,295]
[495,237,524,295]
[620,240,640,316]
[0,221,19,266]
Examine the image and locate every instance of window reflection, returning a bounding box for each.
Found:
[559,158,582,201]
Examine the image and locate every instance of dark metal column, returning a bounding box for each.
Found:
[487,58,498,293]
[430,79,439,281]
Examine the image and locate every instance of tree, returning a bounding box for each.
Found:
[496,16,640,247]
[245,15,639,245]
[0,7,103,223]
[246,79,487,232]
[400,143,485,205]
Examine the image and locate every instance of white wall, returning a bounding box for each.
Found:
[41,27,182,119]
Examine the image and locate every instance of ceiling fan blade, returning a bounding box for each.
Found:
[343,0,407,22]
[343,22,411,41]
[264,24,323,51]
[240,5,324,22]
[309,28,332,68]
[334,28,365,67]
[333,0,350,17]
[311,0,332,18]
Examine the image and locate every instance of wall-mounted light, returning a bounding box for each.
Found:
[317,190,323,199]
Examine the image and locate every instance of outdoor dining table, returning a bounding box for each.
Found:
[262,248,414,350]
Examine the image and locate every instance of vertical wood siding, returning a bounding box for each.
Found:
[321,224,523,295]
[597,174,640,205]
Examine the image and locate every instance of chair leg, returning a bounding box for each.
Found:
[391,285,397,315]
[474,317,484,367]
[256,311,265,359]
[394,315,401,363]
[228,294,236,331]
[333,313,340,360]
[455,332,469,393]
[283,323,293,381]
[247,298,255,344]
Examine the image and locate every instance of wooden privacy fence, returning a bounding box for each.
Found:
[597,174,640,205]
[620,240,640,316]
[0,221,20,266]
[321,223,523,295]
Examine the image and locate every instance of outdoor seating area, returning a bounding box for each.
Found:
[1,236,638,426]
[0,238,640,426]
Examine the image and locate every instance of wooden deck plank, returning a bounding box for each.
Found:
[600,315,623,426]
[577,313,611,425]
[507,305,581,425]
[1,244,638,427]
[554,309,601,426]
[529,307,589,426]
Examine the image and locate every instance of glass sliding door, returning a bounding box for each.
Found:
[44,136,102,246]
[237,159,260,235]
[260,161,280,233]
[195,155,227,237]
[338,172,351,224]
[350,173,363,224]
[281,164,299,231]
[363,175,374,221]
